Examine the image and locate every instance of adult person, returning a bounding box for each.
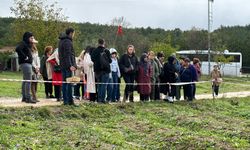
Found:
[179,58,197,101]
[91,39,112,103]
[137,53,152,101]
[47,48,63,102]
[40,46,54,98]
[175,56,185,101]
[192,58,201,99]
[83,46,96,102]
[15,32,37,103]
[74,50,85,100]
[161,56,178,102]
[119,45,139,102]
[211,65,222,97]
[148,51,160,100]
[58,28,77,105]
[31,40,40,102]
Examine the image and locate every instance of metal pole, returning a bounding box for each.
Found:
[208,0,211,74]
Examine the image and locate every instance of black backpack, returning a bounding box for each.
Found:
[100,49,110,70]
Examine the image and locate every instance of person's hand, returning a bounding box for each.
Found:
[70,66,76,71]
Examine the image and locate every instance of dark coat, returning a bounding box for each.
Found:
[180,64,197,82]
[58,34,76,70]
[161,56,178,94]
[119,53,139,76]
[40,55,48,78]
[91,46,112,74]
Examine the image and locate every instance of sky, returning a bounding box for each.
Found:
[1,0,250,30]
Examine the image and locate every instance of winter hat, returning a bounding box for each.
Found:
[109,48,117,54]
[22,32,33,44]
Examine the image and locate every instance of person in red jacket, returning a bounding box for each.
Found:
[137,53,152,101]
[47,48,63,101]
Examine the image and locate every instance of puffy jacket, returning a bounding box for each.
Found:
[58,33,77,70]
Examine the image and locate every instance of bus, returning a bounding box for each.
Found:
[176,50,242,76]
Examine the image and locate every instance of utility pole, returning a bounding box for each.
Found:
[208,0,213,74]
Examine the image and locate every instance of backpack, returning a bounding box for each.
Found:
[100,49,110,70]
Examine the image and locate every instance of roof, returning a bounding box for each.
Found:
[176,50,242,56]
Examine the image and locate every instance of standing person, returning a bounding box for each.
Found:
[157,52,165,100]
[192,58,201,99]
[15,32,36,103]
[83,46,96,102]
[211,65,222,97]
[47,48,63,101]
[91,39,112,103]
[175,56,185,101]
[58,28,77,105]
[137,53,152,101]
[106,48,121,102]
[179,58,196,101]
[40,46,54,98]
[161,56,178,102]
[119,45,139,102]
[74,50,85,100]
[31,40,40,102]
[148,51,160,100]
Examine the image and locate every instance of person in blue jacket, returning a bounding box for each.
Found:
[179,58,197,101]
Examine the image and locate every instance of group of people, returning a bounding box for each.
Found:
[15,28,222,105]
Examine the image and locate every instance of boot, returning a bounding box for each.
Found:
[129,92,134,102]
[26,98,36,104]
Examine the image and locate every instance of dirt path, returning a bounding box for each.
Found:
[1,91,250,107]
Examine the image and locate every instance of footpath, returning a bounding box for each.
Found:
[1,91,250,108]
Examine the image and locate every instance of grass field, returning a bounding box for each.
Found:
[0,98,249,149]
[1,71,250,98]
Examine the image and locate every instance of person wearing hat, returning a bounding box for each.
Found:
[106,48,121,102]
[179,58,197,101]
[15,32,37,103]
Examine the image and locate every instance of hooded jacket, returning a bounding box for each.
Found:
[15,32,33,64]
[58,33,77,70]
[162,56,178,83]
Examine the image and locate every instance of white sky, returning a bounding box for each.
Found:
[1,0,250,30]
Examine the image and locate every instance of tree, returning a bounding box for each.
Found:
[150,35,177,59]
[10,0,81,55]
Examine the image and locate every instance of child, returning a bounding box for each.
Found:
[137,53,152,101]
[107,48,121,102]
[211,65,222,97]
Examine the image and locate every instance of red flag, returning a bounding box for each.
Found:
[117,25,123,36]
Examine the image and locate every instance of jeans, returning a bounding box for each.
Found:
[97,73,109,103]
[62,69,73,104]
[107,72,119,102]
[20,63,32,100]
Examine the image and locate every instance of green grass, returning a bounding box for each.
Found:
[1,71,250,98]
[0,98,249,149]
